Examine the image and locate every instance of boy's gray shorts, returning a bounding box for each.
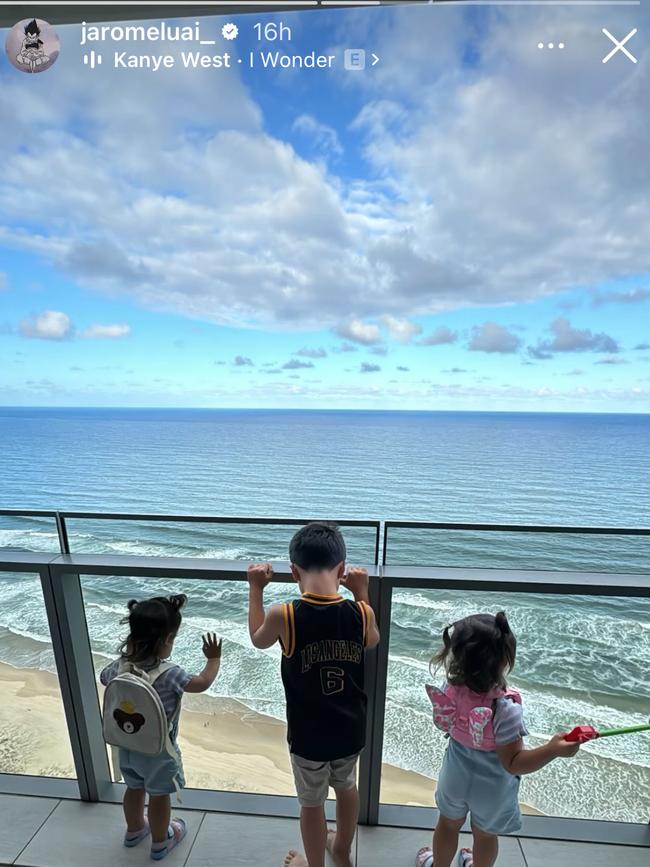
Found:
[290,752,360,807]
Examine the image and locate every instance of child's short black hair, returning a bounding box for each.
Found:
[119,594,186,663]
[431,612,517,694]
[289,522,346,571]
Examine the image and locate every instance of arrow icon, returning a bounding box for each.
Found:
[372,53,380,66]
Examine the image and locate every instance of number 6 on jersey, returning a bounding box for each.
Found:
[321,666,345,695]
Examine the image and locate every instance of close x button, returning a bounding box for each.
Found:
[602,27,638,64]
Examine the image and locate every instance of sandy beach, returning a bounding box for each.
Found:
[0,661,540,814]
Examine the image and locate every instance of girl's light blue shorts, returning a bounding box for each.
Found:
[435,738,522,836]
[119,745,185,797]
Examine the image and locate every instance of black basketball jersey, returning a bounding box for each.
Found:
[280,592,371,761]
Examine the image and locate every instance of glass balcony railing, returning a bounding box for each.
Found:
[0,510,648,847]
[0,563,75,783]
[82,573,297,795]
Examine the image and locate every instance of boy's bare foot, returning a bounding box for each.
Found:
[284,849,308,867]
[326,829,354,867]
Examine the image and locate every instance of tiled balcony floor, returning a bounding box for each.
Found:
[1,795,647,867]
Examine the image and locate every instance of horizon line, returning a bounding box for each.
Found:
[1,405,649,416]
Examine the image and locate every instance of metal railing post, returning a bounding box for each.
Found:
[382,523,389,565]
[359,573,393,825]
[358,571,380,824]
[55,512,70,554]
[42,561,111,800]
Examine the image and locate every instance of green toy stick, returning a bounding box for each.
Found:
[598,723,650,738]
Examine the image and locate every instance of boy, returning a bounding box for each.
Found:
[247,522,380,867]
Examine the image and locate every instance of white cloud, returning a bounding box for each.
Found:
[345,6,650,314]
[381,315,422,344]
[82,323,131,339]
[20,310,73,341]
[336,320,382,345]
[529,317,619,357]
[469,322,521,354]
[17,313,130,341]
[418,326,458,347]
[282,359,314,370]
[360,362,381,373]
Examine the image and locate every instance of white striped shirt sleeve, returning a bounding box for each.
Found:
[493,698,528,746]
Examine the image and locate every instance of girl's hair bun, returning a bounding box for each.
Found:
[168,593,187,611]
[495,611,510,635]
[119,593,186,663]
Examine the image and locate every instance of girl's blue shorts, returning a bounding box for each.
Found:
[435,738,522,836]
[119,745,185,797]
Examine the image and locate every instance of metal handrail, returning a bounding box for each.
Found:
[382,519,650,564]
[0,509,59,517]
[0,509,382,563]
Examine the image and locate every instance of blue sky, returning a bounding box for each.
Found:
[1,4,649,411]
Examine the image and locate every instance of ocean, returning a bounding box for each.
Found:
[0,407,648,822]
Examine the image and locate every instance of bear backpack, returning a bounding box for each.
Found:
[103,661,181,774]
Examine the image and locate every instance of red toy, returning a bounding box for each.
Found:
[565,722,650,744]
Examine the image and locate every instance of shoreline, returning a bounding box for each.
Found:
[0,661,542,814]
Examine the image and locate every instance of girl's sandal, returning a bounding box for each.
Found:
[124,819,150,848]
[150,818,187,861]
[457,849,473,867]
[416,846,434,867]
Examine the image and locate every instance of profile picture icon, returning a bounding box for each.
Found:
[5,18,60,73]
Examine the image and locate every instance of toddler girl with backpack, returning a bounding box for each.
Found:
[100,593,222,860]
[417,612,579,867]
